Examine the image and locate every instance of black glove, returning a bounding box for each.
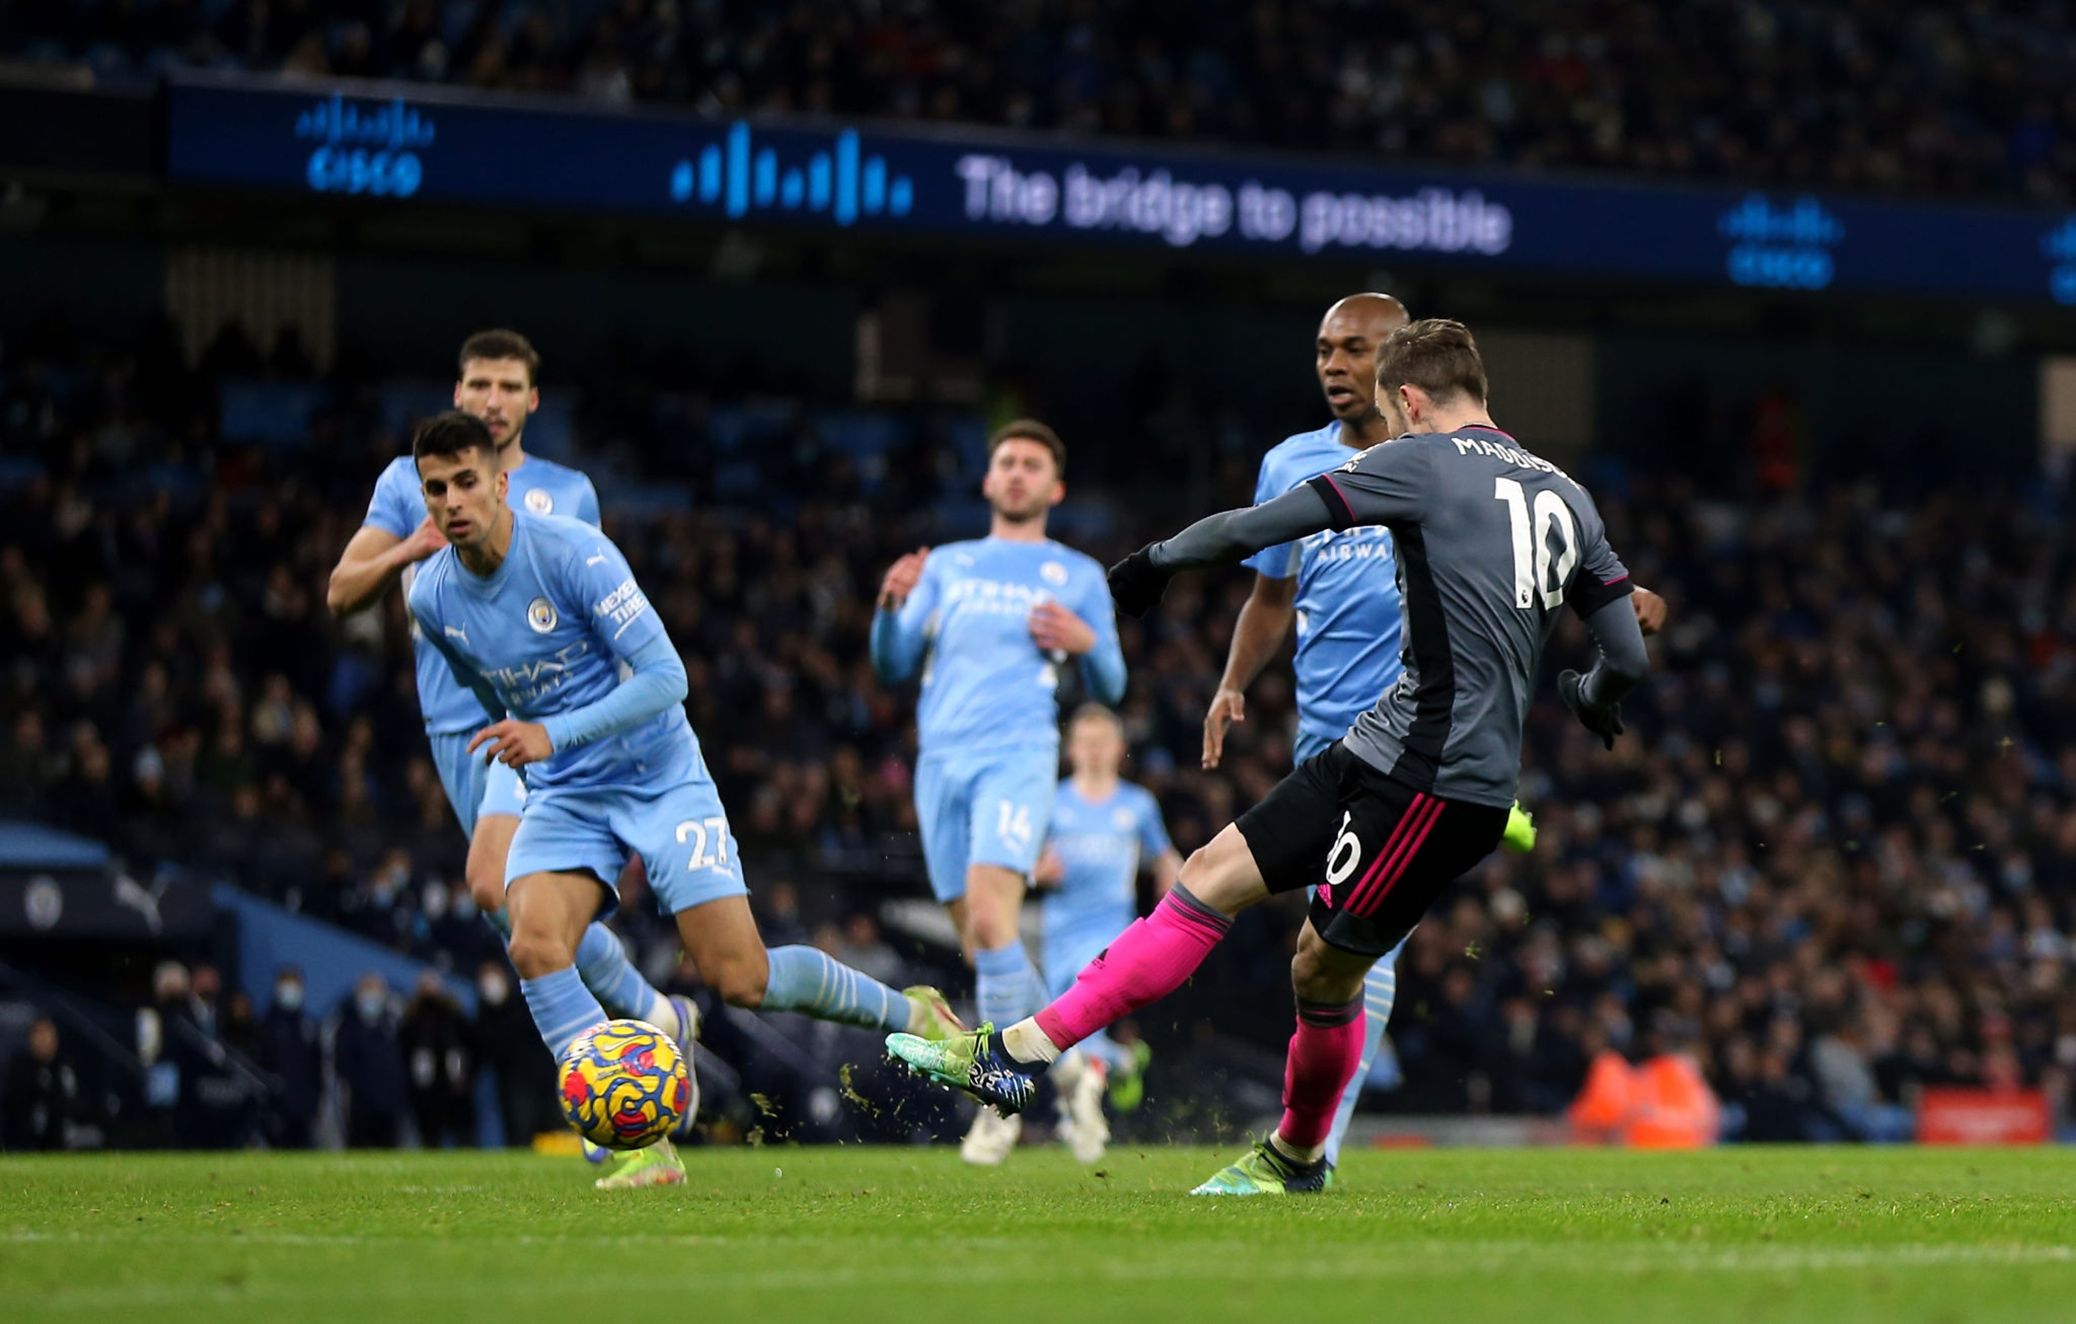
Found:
[1557,669,1624,751]
[1107,545,1173,619]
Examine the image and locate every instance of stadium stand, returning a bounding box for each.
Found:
[1,306,2068,1148]
[4,1,2074,201]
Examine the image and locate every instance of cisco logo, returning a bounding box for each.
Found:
[670,124,913,225]
[2042,218,2076,304]
[296,93,435,198]
[1718,195,1842,290]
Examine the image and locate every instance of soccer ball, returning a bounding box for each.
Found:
[558,1019,691,1150]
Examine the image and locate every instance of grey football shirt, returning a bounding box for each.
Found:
[1302,426,1630,806]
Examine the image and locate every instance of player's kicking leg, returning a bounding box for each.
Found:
[890,746,1507,1192]
[888,820,1264,1114]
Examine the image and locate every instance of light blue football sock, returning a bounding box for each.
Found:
[520,965,607,1059]
[573,921,673,1027]
[1323,957,1399,1166]
[763,945,911,1032]
[975,940,1041,1031]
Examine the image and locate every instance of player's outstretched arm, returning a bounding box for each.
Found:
[327,519,446,617]
[1109,485,1335,618]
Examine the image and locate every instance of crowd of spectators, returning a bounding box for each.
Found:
[7,1,2076,202]
[3,310,2075,1145]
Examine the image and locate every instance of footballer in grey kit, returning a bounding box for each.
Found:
[885,319,1648,1197]
[1112,319,1645,961]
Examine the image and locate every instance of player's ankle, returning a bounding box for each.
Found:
[1269,1130,1326,1166]
[1000,1018,1061,1068]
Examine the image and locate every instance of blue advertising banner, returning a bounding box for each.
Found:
[164,73,2076,304]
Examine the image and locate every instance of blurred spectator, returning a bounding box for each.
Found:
[472,961,558,1146]
[399,971,476,1148]
[329,972,405,1148]
[2,1017,79,1151]
[259,966,322,1148]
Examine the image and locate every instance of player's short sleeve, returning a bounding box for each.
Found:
[1565,491,1632,620]
[563,531,667,657]
[574,476,602,528]
[1306,441,1426,531]
[363,461,421,538]
[1241,453,1301,580]
[1133,787,1173,859]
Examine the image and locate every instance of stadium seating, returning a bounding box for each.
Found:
[5,1,2073,201]
[2,310,2070,1144]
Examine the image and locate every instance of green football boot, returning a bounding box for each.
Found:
[885,1024,1038,1114]
[1501,801,1537,853]
[902,985,967,1042]
[594,1138,686,1190]
[1190,1139,1334,1196]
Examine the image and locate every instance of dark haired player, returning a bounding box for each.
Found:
[405,412,964,1188]
[1206,293,1668,1164]
[889,320,1649,1194]
[327,336,705,1171]
[870,421,1126,1165]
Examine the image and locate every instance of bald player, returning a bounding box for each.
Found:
[1203,294,1665,1167]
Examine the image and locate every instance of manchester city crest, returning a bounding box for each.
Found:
[527,597,558,632]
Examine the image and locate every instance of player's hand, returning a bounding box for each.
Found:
[1032,848,1065,889]
[1632,586,1667,636]
[468,719,554,768]
[1107,545,1172,618]
[1028,601,1096,656]
[403,515,448,562]
[877,547,929,610]
[1556,669,1624,751]
[1202,686,1246,769]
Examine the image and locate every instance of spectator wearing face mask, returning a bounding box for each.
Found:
[259,966,322,1148]
[328,972,405,1148]
[400,971,476,1148]
[471,961,557,1146]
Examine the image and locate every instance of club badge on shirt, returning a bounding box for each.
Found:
[527,598,558,633]
[524,489,553,515]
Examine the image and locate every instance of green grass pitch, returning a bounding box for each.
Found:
[5,1146,2075,1323]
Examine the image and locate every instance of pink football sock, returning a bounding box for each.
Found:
[1276,995,1367,1155]
[1033,886,1232,1050]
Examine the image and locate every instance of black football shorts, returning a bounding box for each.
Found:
[1234,742,1508,958]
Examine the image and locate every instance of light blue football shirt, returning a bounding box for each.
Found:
[1243,422,1405,745]
[365,453,601,735]
[1043,778,1171,947]
[872,537,1125,756]
[406,512,698,793]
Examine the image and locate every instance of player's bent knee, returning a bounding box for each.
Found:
[1289,929,1369,1003]
[714,961,770,1008]
[505,929,574,980]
